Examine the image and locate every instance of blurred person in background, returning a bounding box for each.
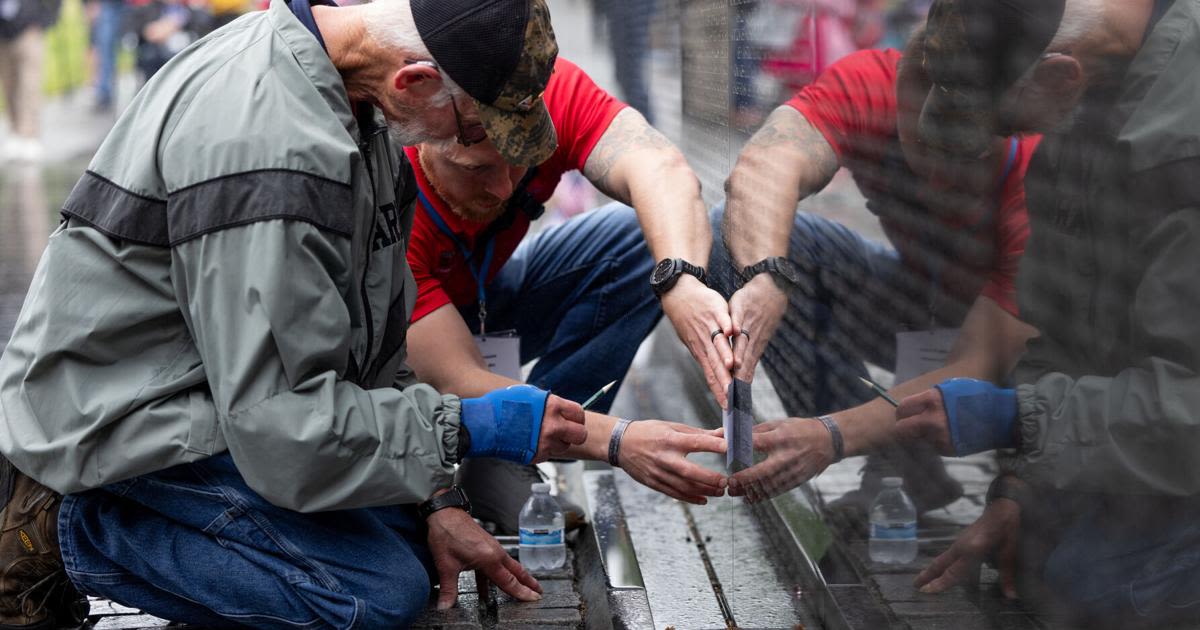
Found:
[86,0,127,112]
[894,0,1200,626]
[130,0,212,81]
[0,0,61,162]
[755,0,888,103]
[404,55,731,533]
[714,29,1038,517]
[206,0,245,30]
[880,0,931,48]
[591,0,656,123]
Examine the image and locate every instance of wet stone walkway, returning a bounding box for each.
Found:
[812,455,1056,630]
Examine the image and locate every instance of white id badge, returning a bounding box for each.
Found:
[894,328,961,384]
[473,331,522,381]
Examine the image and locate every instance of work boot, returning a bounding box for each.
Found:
[457,459,586,536]
[826,441,963,537]
[0,458,87,629]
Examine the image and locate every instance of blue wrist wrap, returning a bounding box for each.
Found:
[460,385,549,465]
[936,378,1018,457]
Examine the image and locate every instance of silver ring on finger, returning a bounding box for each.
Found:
[710,329,723,343]
[739,330,750,341]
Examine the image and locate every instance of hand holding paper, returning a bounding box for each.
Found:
[727,417,838,503]
[616,419,728,504]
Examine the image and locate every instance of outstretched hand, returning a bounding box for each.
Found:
[426,505,542,610]
[618,420,728,504]
[914,496,1021,599]
[726,418,834,502]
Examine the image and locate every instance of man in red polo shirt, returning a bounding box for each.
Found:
[715,31,1040,511]
[403,57,733,532]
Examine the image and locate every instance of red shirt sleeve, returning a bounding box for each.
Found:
[406,183,455,323]
[538,57,627,178]
[979,134,1040,317]
[784,49,902,159]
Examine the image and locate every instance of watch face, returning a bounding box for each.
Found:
[775,259,801,285]
[651,258,677,286]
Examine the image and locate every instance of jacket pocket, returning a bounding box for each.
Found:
[186,387,220,456]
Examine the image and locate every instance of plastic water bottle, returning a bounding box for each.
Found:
[869,477,918,564]
[518,483,565,570]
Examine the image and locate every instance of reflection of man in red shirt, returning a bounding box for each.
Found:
[716,32,1040,512]
[404,58,731,533]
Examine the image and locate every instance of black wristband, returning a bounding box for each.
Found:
[608,418,633,467]
[815,415,844,463]
[417,485,472,520]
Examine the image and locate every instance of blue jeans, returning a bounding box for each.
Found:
[90,0,125,107]
[1025,492,1200,627]
[59,453,435,629]
[709,206,938,417]
[458,203,662,414]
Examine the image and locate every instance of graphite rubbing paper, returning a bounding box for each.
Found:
[724,379,754,471]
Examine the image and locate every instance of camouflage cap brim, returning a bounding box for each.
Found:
[477,97,557,167]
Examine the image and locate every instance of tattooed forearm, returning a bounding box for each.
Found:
[743,106,840,185]
[723,106,839,268]
[583,108,677,199]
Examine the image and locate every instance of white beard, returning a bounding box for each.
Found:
[386,118,437,146]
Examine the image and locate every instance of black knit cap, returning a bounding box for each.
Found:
[919,0,1066,156]
[411,0,558,166]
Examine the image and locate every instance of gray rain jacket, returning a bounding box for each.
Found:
[0,0,464,512]
[1013,0,1200,496]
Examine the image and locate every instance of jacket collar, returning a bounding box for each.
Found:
[267,0,356,134]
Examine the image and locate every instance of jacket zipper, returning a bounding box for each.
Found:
[355,121,378,383]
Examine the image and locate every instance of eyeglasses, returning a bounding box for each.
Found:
[405,59,488,147]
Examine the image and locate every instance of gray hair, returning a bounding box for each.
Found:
[362,0,463,107]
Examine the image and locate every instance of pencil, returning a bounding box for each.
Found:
[581,380,618,410]
[858,376,899,407]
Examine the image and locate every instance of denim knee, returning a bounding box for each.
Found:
[352,577,430,629]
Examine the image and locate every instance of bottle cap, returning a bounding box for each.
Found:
[531,482,551,493]
[882,477,903,488]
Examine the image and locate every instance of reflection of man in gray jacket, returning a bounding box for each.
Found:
[0,0,585,626]
[895,0,1200,627]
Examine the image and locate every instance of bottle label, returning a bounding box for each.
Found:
[519,527,563,546]
[870,521,917,540]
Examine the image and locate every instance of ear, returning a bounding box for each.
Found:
[392,63,443,99]
[1031,55,1085,99]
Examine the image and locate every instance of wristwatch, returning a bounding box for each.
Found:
[740,257,802,289]
[649,258,706,297]
[985,475,1032,509]
[417,486,472,520]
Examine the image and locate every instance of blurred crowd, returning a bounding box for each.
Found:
[733,0,932,127]
[0,0,251,161]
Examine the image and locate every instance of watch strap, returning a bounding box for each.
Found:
[677,259,706,284]
[418,486,472,520]
[741,257,790,286]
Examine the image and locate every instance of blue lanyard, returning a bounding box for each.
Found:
[926,136,1020,324]
[417,189,496,334]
